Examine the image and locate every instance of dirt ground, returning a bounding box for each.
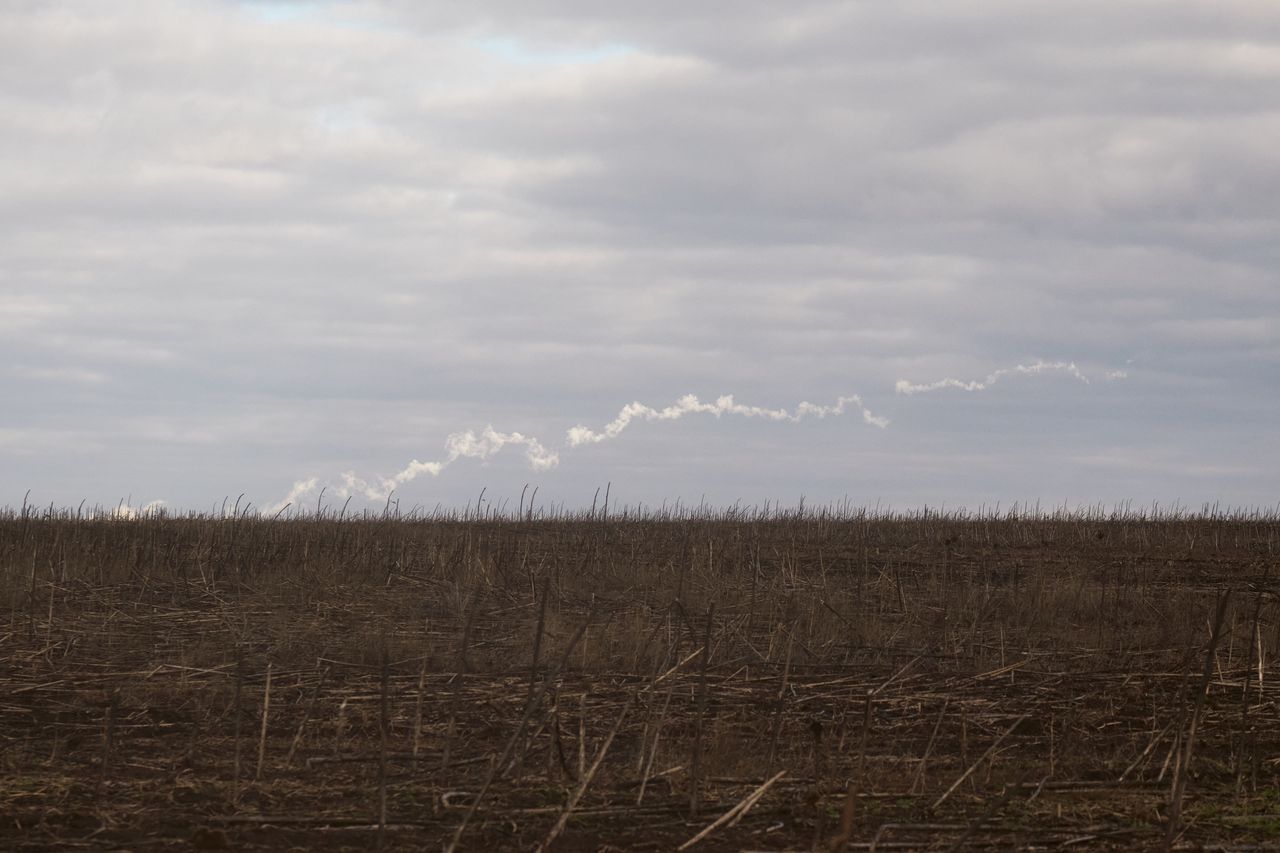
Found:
[3,512,1279,850]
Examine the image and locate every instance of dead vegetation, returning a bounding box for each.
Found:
[3,503,1280,850]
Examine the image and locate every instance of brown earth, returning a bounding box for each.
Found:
[3,510,1279,850]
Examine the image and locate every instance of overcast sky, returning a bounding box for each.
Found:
[2,0,1278,515]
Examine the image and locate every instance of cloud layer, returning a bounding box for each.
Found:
[2,1,1277,511]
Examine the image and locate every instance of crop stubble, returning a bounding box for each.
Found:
[2,506,1279,850]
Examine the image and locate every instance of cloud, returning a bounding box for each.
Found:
[1,1,1277,510]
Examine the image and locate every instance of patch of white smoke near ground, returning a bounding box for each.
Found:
[92,500,168,520]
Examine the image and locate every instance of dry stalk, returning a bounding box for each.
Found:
[910,699,949,794]
[505,580,551,776]
[334,697,349,758]
[690,603,714,818]
[27,553,37,640]
[637,683,676,806]
[285,666,329,767]
[856,689,873,786]
[824,689,875,851]
[636,632,675,774]
[765,628,796,773]
[1236,592,1264,794]
[255,662,272,780]
[440,677,457,772]
[537,692,636,853]
[412,657,427,761]
[1157,723,1182,784]
[1157,646,1197,785]
[378,641,390,849]
[548,686,575,782]
[444,615,592,853]
[679,770,787,850]
[97,686,119,792]
[576,689,589,781]
[656,645,706,684]
[1119,720,1175,783]
[232,650,244,802]
[942,769,1036,853]
[827,780,858,853]
[932,714,1028,811]
[1164,589,1232,852]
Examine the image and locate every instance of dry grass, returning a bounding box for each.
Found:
[2,504,1280,850]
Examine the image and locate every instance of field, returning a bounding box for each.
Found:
[3,506,1280,851]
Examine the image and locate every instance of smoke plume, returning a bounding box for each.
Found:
[262,363,1125,513]
[333,427,559,503]
[566,393,887,447]
[262,391,882,513]
[108,499,167,520]
[263,478,320,517]
[894,360,1096,396]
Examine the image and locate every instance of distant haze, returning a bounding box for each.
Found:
[2,1,1277,513]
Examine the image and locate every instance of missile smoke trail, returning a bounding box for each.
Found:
[266,478,319,516]
[263,361,1125,514]
[262,391,884,514]
[566,393,887,446]
[334,427,558,504]
[894,360,1101,396]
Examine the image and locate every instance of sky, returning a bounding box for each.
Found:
[2,0,1278,515]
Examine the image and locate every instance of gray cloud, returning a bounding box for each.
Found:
[1,0,1277,512]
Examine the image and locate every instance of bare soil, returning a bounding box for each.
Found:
[3,512,1279,850]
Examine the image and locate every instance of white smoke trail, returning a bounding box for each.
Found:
[262,392,883,513]
[334,426,559,503]
[263,363,1130,513]
[566,393,887,447]
[894,360,1098,396]
[263,478,319,517]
